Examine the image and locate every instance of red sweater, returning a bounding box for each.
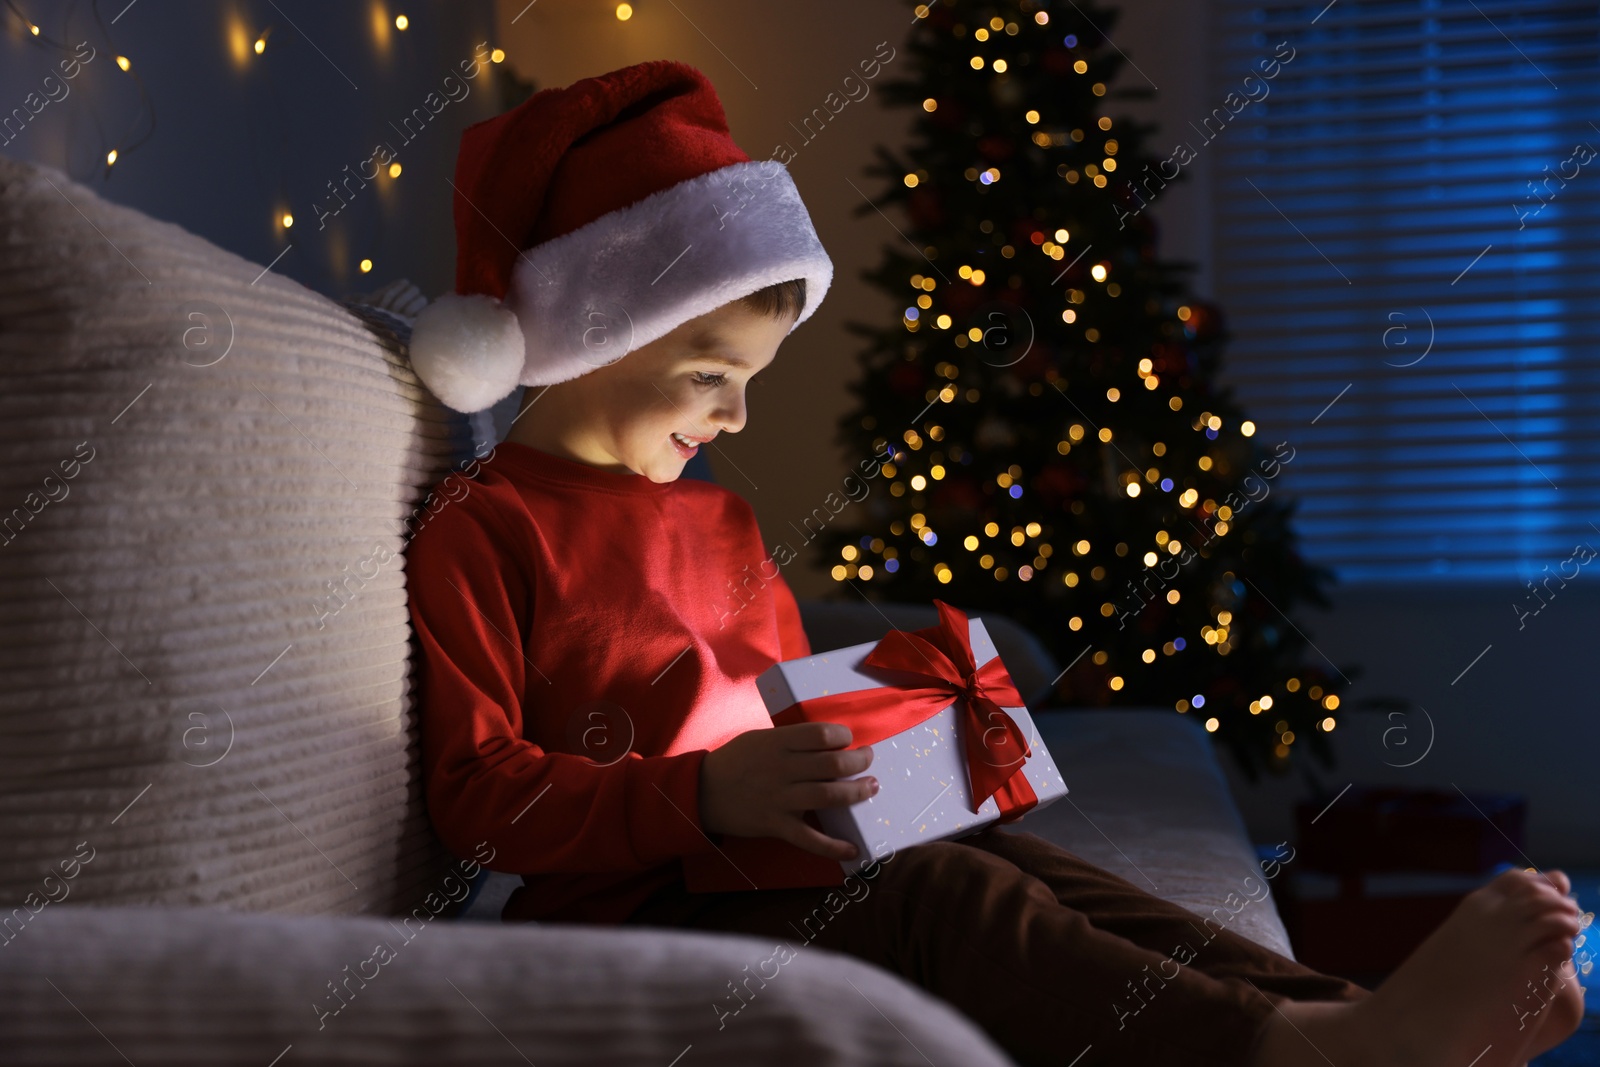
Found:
[406,441,833,924]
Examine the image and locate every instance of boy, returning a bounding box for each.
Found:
[405,61,1584,1067]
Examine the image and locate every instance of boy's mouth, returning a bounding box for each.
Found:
[670,431,711,458]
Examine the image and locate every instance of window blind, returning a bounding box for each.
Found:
[1207,0,1600,582]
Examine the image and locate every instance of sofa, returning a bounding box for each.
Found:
[0,154,1291,1065]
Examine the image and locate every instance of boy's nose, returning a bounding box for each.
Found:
[712,390,748,434]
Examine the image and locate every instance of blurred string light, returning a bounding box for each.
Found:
[8,3,520,286]
[4,0,157,175]
[616,3,633,19]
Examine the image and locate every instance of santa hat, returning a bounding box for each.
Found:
[408,59,834,414]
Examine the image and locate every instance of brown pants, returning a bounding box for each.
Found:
[624,828,1369,1067]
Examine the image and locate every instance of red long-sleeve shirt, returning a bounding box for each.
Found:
[406,441,835,924]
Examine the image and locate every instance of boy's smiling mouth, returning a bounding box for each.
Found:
[670,431,714,458]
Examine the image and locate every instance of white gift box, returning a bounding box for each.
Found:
[756,616,1069,876]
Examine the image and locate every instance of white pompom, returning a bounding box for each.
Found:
[408,292,526,414]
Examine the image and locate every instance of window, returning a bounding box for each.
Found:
[1210,0,1600,582]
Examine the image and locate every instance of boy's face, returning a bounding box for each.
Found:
[508,299,796,483]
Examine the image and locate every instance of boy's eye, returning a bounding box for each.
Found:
[691,371,727,388]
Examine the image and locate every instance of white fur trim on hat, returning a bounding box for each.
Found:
[408,292,526,414]
[505,160,833,387]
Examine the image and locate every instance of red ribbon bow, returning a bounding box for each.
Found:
[770,599,1040,822]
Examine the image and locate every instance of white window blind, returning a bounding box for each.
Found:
[1208,0,1600,582]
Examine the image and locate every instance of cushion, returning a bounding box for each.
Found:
[0,156,470,916]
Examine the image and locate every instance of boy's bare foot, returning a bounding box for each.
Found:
[1250,867,1584,1067]
[1513,869,1587,1063]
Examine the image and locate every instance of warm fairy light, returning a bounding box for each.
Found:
[281,212,294,228]
[105,149,117,166]
[116,55,131,71]
[1324,694,1341,710]
[904,173,919,187]
[1035,10,1049,23]
[28,22,39,34]
[1026,109,1040,123]
[923,97,938,112]
[255,34,268,54]
[1260,695,1274,710]
[1205,717,1219,732]
[1091,264,1108,282]
[1321,717,1337,732]
[359,258,373,273]
[388,162,402,178]
[490,48,505,63]
[395,13,409,29]
[616,3,633,19]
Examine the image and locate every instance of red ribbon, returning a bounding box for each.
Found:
[770,599,1040,822]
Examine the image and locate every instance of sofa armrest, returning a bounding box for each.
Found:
[2,904,1018,1067]
[796,599,1060,707]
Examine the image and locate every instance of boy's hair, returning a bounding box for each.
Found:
[738,277,807,321]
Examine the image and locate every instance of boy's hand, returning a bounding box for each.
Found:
[699,722,877,862]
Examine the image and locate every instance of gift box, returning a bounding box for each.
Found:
[683,599,1068,893]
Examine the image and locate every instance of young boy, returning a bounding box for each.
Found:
[405,61,1584,1067]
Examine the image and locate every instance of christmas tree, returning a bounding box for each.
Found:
[816,0,1357,778]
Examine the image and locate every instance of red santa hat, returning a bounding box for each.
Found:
[408,59,834,414]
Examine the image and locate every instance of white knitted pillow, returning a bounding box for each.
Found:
[0,156,470,916]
